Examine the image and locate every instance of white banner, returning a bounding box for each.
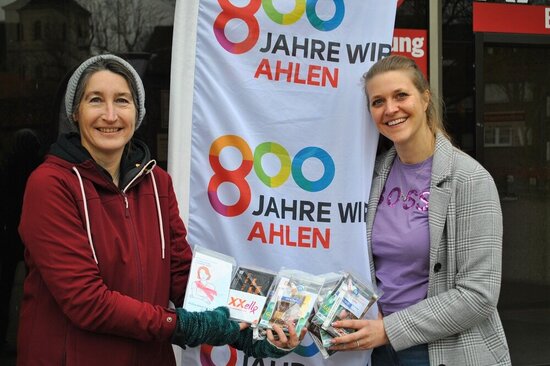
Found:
[169,1,397,365]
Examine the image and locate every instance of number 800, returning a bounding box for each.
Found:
[214,0,345,54]
[208,135,335,217]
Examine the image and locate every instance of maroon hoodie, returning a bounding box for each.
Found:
[17,133,192,366]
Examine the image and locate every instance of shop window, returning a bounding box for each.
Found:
[17,23,23,41]
[77,23,84,38]
[33,21,42,40]
[485,82,535,104]
[483,111,527,148]
[484,125,516,147]
[44,23,51,40]
[19,64,25,79]
[35,65,43,80]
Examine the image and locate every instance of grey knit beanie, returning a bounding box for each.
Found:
[64,54,146,130]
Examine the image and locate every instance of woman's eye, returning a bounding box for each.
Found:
[116,98,130,104]
[371,99,383,107]
[89,97,101,103]
[396,92,408,99]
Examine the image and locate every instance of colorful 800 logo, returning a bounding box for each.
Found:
[208,135,335,217]
[214,0,345,54]
[198,341,319,365]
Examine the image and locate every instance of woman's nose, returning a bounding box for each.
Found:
[385,100,399,114]
[103,103,118,122]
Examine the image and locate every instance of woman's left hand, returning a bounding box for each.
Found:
[328,316,388,351]
[267,322,307,350]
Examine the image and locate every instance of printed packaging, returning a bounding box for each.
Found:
[258,269,324,337]
[182,246,236,312]
[311,272,382,350]
[307,272,346,358]
[228,266,276,323]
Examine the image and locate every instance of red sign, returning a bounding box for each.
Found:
[473,2,550,35]
[392,28,428,79]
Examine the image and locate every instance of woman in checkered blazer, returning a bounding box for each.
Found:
[329,55,511,366]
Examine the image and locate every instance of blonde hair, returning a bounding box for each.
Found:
[363,55,449,140]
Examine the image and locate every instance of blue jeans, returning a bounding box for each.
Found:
[371,344,429,366]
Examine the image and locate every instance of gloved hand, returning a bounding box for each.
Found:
[171,307,240,347]
[231,327,294,359]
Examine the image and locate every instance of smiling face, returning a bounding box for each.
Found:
[74,70,136,165]
[366,70,431,152]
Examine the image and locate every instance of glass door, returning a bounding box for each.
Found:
[476,34,550,365]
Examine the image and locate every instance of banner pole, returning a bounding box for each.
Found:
[167,0,200,224]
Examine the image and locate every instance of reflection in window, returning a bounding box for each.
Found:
[77,23,84,38]
[485,82,535,104]
[484,122,527,147]
[33,21,42,40]
[35,65,43,80]
[17,23,24,41]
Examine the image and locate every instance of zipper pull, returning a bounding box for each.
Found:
[123,195,129,218]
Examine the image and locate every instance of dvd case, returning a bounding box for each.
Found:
[258,269,324,336]
[307,272,346,357]
[312,272,381,340]
[228,266,276,323]
[182,246,236,312]
[308,322,337,359]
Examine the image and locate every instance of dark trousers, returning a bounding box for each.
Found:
[371,344,429,366]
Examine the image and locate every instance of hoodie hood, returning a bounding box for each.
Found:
[49,132,152,189]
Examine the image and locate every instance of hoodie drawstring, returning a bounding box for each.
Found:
[136,160,166,260]
[72,160,166,265]
[148,171,166,259]
[72,167,98,264]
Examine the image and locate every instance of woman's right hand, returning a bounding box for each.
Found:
[266,322,307,350]
[231,321,307,359]
[328,313,389,352]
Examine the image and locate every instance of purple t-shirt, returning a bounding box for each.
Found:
[371,156,432,316]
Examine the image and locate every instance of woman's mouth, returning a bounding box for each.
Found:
[386,117,406,126]
[98,127,121,133]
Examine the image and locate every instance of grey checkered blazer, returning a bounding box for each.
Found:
[366,133,511,365]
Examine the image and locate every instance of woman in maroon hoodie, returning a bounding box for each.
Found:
[17,54,301,366]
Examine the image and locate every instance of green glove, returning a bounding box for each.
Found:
[171,307,241,347]
[231,328,293,359]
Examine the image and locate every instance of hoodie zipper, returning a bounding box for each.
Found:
[122,189,144,302]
